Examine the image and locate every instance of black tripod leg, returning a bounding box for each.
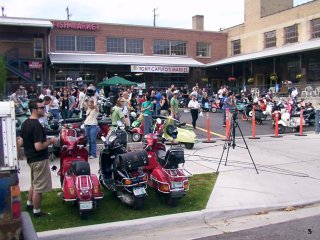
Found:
[237,123,259,174]
[216,124,232,173]
[216,140,228,173]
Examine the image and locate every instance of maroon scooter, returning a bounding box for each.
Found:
[143,123,192,206]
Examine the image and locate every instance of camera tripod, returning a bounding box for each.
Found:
[216,113,259,174]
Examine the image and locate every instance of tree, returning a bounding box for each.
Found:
[0,55,7,99]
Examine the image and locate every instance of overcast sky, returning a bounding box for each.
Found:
[0,0,313,31]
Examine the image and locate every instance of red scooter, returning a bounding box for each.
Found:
[56,124,104,219]
[143,121,192,206]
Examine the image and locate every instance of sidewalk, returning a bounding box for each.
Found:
[18,132,320,239]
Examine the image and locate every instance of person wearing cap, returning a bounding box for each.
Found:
[170,90,180,120]
[188,93,201,129]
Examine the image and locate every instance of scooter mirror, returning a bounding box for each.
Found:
[101,136,107,142]
[156,118,162,124]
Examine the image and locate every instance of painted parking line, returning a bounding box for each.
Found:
[186,123,225,138]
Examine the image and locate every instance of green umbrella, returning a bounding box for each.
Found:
[98,76,136,86]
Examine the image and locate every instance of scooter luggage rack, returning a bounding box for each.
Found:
[76,175,93,191]
[162,168,193,178]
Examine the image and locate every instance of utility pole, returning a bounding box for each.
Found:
[153,8,158,27]
[66,6,72,20]
[1,6,5,16]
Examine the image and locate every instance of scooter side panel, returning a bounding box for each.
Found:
[63,175,77,200]
[144,151,158,171]
[176,128,197,144]
[90,174,104,198]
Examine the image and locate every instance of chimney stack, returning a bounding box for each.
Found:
[192,15,204,31]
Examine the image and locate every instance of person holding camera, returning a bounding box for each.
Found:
[83,98,99,159]
[222,91,237,127]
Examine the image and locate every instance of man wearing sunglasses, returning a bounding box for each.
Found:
[19,99,58,217]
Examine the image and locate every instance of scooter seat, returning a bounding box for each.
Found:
[70,161,91,176]
[156,149,166,163]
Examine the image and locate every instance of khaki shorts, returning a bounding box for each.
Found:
[28,159,52,193]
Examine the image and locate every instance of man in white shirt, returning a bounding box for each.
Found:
[188,93,201,129]
[78,88,86,118]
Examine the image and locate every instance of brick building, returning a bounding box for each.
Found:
[1,0,320,95]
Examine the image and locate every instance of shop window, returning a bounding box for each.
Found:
[34,38,43,59]
[231,39,241,55]
[196,42,211,57]
[153,40,186,56]
[308,58,320,82]
[311,18,320,39]
[287,61,300,83]
[264,30,276,48]
[284,24,298,44]
[76,36,95,52]
[107,37,143,54]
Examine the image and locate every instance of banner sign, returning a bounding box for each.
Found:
[28,61,43,69]
[131,65,189,74]
[52,21,100,31]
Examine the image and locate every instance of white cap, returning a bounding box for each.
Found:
[173,90,179,94]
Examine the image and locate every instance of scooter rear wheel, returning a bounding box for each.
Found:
[278,125,285,134]
[165,195,178,207]
[211,108,217,113]
[134,197,144,210]
[184,143,194,149]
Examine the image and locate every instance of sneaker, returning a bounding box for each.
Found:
[89,156,95,159]
[222,124,226,127]
[26,205,33,211]
[33,212,50,218]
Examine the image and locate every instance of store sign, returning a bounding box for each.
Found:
[52,21,100,31]
[28,61,43,69]
[131,65,189,73]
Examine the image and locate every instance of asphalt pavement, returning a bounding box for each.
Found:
[17,116,320,239]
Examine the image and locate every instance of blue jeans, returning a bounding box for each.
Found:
[85,125,98,157]
[143,115,152,135]
[50,109,60,121]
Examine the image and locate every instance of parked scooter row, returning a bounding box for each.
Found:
[99,118,192,209]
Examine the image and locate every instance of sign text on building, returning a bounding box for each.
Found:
[131,65,189,73]
[52,21,100,31]
[28,61,43,69]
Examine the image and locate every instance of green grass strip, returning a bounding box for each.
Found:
[22,173,217,232]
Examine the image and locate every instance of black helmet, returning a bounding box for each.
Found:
[166,125,178,139]
[50,119,59,131]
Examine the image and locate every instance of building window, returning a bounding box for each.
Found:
[284,24,298,44]
[308,58,320,82]
[126,39,143,54]
[56,35,75,51]
[311,18,320,39]
[34,38,43,59]
[76,36,95,52]
[196,42,211,57]
[153,40,187,55]
[264,31,276,48]
[107,37,143,54]
[231,39,241,55]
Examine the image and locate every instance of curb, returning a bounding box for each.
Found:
[38,199,320,239]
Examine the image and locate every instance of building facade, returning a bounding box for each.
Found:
[207,0,320,94]
[1,0,320,95]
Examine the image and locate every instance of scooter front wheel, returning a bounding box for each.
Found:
[211,108,217,113]
[132,132,142,142]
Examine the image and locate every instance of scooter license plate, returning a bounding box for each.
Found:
[133,187,146,196]
[172,181,183,189]
[80,201,93,210]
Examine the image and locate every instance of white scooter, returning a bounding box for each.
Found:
[274,110,305,134]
